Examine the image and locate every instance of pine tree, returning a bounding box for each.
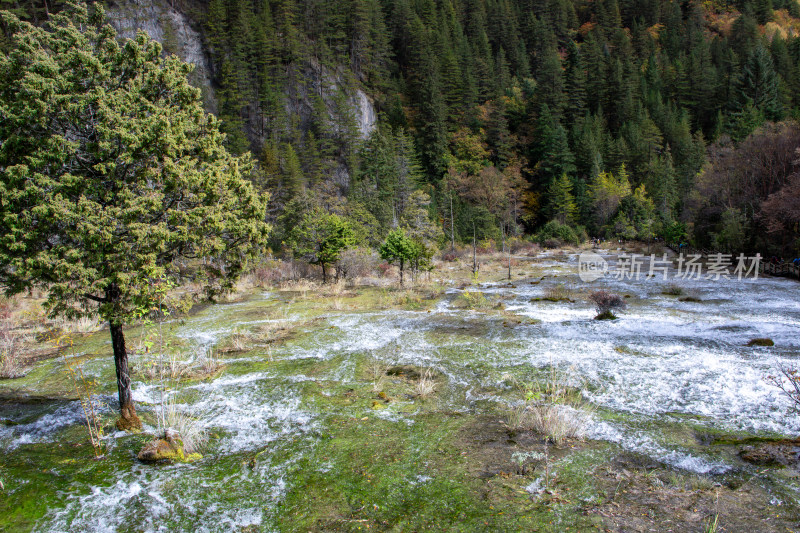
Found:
[0,3,270,429]
[564,40,587,126]
[734,45,783,121]
[282,143,305,197]
[547,173,578,225]
[532,105,576,189]
[535,46,566,117]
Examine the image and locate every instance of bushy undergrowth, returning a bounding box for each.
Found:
[543,283,576,302]
[455,289,492,310]
[535,221,583,247]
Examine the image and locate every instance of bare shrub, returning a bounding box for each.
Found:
[0,348,24,379]
[588,290,626,319]
[336,247,378,280]
[767,364,800,413]
[63,358,106,457]
[377,262,392,278]
[0,297,12,320]
[364,357,390,392]
[439,245,468,262]
[509,238,539,255]
[251,260,293,287]
[293,260,323,281]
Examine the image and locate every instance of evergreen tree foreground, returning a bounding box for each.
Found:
[0,2,270,429]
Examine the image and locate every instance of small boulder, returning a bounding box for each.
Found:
[740,440,800,467]
[138,438,182,462]
[138,429,198,463]
[747,338,775,347]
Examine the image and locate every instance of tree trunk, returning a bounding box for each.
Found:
[450,195,455,253]
[399,258,404,286]
[110,321,141,431]
[472,224,477,275]
[321,263,327,284]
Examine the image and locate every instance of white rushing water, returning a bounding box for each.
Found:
[3,250,799,530]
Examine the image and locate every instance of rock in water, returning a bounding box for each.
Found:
[138,429,200,463]
[138,438,181,462]
[746,338,775,347]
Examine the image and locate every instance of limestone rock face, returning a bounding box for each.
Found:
[104,0,378,184]
[106,0,213,94]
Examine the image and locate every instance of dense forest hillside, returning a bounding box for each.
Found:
[3,0,800,256]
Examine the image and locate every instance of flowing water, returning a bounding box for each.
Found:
[1,250,799,531]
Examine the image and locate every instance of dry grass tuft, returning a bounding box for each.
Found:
[0,325,28,379]
[502,365,592,444]
[219,329,251,353]
[131,345,222,382]
[159,396,208,454]
[54,315,102,334]
[526,403,589,445]
[253,320,301,345]
[364,357,391,392]
[414,368,438,399]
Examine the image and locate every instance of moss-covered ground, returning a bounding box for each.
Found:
[2,251,800,531]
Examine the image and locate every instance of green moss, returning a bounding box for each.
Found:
[594,310,617,320]
[273,413,602,531]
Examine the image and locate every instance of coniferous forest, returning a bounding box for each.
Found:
[7,0,800,257]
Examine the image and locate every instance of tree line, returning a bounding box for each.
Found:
[189,0,800,254]
[3,0,799,254]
